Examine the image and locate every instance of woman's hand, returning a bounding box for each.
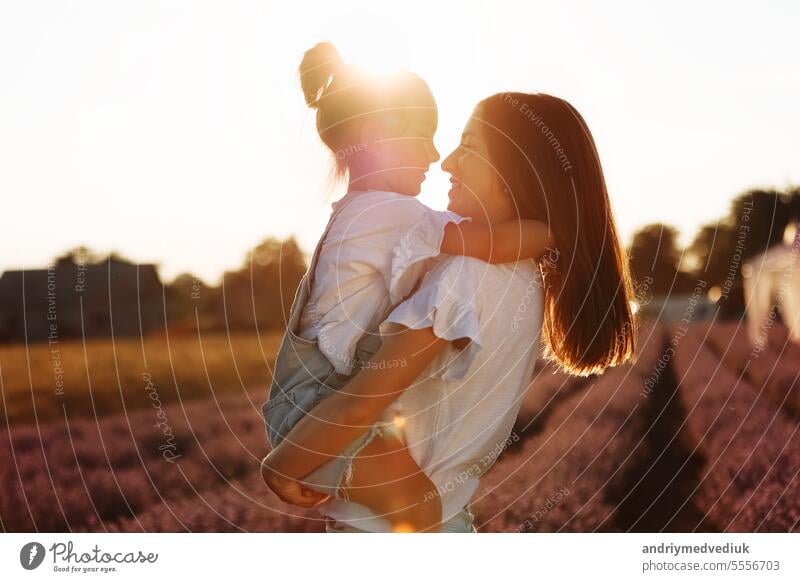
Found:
[260,454,331,508]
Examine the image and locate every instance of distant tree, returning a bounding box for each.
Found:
[165,273,218,331]
[220,237,307,331]
[53,245,101,266]
[53,247,141,267]
[684,189,797,318]
[788,188,800,221]
[687,221,737,282]
[628,224,693,295]
[729,189,791,259]
[104,251,134,265]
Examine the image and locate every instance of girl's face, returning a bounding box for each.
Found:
[441,109,516,223]
[372,109,440,196]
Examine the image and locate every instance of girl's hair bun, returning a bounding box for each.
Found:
[299,41,344,109]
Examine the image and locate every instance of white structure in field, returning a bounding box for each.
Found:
[742,222,800,347]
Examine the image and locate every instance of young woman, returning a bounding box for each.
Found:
[261,42,554,533]
[261,91,638,533]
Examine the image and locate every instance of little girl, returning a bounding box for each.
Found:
[261,41,552,530]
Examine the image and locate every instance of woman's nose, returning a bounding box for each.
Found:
[441,150,455,173]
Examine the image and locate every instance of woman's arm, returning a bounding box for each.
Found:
[263,323,449,482]
[440,219,554,264]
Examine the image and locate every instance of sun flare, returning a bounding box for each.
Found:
[339,41,415,77]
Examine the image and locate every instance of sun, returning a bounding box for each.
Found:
[337,39,415,77]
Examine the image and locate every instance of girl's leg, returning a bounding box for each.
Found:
[339,432,442,532]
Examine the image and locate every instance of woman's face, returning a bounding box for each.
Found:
[441,109,516,223]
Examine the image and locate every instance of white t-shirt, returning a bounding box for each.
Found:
[316,254,545,531]
[297,190,468,375]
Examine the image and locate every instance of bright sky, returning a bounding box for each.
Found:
[2,0,798,284]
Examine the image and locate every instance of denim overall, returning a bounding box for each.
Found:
[261,192,398,498]
[261,191,477,532]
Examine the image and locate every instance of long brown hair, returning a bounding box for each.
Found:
[477,92,637,376]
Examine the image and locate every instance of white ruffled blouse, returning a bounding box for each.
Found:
[317,255,546,531]
[297,190,469,375]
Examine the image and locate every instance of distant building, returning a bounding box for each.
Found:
[0,257,164,343]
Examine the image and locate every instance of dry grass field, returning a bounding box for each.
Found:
[0,331,282,427]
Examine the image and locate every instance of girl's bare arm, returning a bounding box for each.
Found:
[263,323,449,481]
[440,219,554,264]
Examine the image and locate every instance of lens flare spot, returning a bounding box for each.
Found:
[392,521,415,533]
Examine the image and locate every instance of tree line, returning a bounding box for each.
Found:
[627,187,800,317]
[35,186,800,337]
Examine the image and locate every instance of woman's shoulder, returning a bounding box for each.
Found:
[423,255,481,284]
[412,256,491,304]
[412,257,543,321]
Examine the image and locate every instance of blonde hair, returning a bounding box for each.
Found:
[299,41,437,182]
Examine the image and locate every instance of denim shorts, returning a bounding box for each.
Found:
[262,312,394,502]
[298,413,402,502]
[262,191,401,503]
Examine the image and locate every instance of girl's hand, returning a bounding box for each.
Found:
[441,219,554,264]
[260,455,331,508]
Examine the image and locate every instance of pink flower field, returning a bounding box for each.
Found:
[2,323,798,532]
